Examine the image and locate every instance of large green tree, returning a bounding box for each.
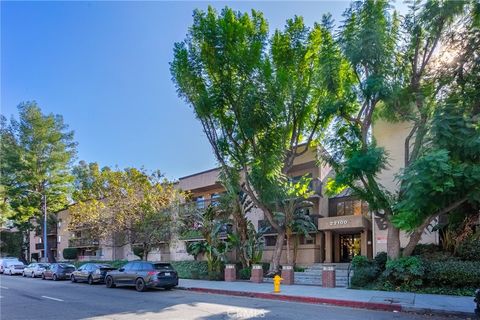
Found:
[70,162,181,260]
[0,102,77,261]
[324,0,479,258]
[171,7,348,271]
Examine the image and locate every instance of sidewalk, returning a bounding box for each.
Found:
[178,279,476,317]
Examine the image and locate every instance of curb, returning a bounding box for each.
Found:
[177,286,402,313]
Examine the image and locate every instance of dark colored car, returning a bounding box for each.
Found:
[42,263,76,281]
[71,263,116,285]
[105,261,178,292]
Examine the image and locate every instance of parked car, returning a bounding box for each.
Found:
[23,263,50,278]
[3,260,25,275]
[105,261,178,292]
[71,263,116,285]
[42,263,76,281]
[0,257,20,274]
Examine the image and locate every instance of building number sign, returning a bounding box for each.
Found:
[329,219,348,226]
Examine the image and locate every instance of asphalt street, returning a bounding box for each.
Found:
[0,274,466,320]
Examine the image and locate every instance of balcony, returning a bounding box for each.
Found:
[68,238,100,248]
[258,214,321,234]
[35,239,57,250]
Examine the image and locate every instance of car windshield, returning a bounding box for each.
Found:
[58,264,75,268]
[97,264,114,269]
[38,264,49,268]
[153,263,173,270]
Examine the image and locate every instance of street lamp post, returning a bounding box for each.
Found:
[42,193,48,263]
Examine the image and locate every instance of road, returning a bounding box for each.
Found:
[0,274,464,320]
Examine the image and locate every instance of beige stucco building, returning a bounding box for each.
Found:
[29,120,438,265]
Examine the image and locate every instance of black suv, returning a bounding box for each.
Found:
[105,261,178,292]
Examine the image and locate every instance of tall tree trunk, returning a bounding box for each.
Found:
[292,235,299,267]
[402,198,468,257]
[286,231,292,266]
[143,243,148,261]
[386,222,401,259]
[270,229,285,273]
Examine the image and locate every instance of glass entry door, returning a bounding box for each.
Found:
[339,233,361,262]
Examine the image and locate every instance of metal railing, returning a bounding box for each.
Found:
[68,238,100,248]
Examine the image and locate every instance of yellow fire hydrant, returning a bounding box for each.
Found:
[273,275,283,293]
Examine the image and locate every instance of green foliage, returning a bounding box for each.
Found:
[351,266,379,288]
[351,255,371,269]
[373,252,388,272]
[239,267,251,280]
[70,164,181,258]
[0,231,22,258]
[1,102,77,260]
[171,6,341,270]
[293,266,305,272]
[62,248,78,260]
[383,257,426,289]
[457,239,480,261]
[186,241,207,261]
[427,260,480,288]
[170,260,209,279]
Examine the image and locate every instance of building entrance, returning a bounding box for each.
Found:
[339,233,361,262]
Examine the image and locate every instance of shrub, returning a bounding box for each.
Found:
[62,248,78,260]
[294,266,305,272]
[170,260,208,279]
[427,260,480,288]
[351,266,378,288]
[383,256,426,289]
[457,239,480,261]
[373,252,388,271]
[351,255,371,269]
[239,268,251,280]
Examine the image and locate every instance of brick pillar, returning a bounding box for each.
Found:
[324,231,333,263]
[224,264,236,282]
[250,264,263,283]
[322,266,336,288]
[281,265,294,285]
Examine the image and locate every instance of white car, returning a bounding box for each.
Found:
[0,258,20,274]
[23,263,50,278]
[4,261,25,275]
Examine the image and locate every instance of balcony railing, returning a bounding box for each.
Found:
[68,238,100,248]
[35,239,57,250]
[258,214,321,234]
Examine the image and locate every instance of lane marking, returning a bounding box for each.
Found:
[0,286,8,289]
[41,295,64,302]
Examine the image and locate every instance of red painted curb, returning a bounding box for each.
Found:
[178,287,402,312]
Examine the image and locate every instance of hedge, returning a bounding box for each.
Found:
[170,260,209,279]
[427,260,480,288]
[62,248,78,260]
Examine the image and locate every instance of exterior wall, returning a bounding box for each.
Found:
[57,209,72,260]
[262,244,322,266]
[372,119,439,255]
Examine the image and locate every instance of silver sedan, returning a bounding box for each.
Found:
[23,263,50,278]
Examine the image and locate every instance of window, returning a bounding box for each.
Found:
[353,200,362,216]
[195,196,205,209]
[336,202,345,216]
[265,236,277,246]
[211,193,221,206]
[58,235,61,243]
[123,262,134,272]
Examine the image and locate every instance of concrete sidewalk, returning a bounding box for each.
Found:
[178,279,476,317]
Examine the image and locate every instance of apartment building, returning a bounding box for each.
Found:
[29,120,438,265]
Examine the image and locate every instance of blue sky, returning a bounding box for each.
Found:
[2,1,406,180]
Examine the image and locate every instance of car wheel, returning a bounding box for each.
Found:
[71,275,77,283]
[42,273,46,280]
[135,278,147,292]
[87,275,94,285]
[105,276,115,288]
[53,274,58,281]
[22,272,26,277]
[31,272,36,278]
[164,285,174,291]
